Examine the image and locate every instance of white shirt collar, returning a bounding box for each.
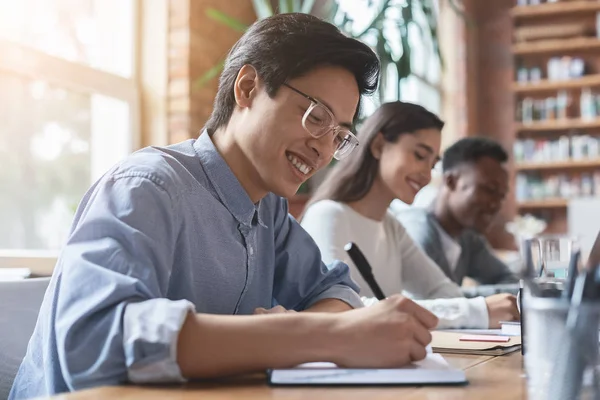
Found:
[433,221,462,272]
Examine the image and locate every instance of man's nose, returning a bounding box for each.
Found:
[308,133,335,160]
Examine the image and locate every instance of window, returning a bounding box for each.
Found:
[0,0,135,77]
[397,1,442,115]
[0,0,140,268]
[334,0,443,211]
[335,0,442,116]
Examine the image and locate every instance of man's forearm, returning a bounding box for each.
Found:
[176,311,341,379]
[304,298,353,312]
[476,251,520,284]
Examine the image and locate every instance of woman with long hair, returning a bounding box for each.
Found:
[301,102,519,328]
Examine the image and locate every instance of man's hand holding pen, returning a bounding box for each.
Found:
[328,295,438,368]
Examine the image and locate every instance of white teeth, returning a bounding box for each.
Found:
[407,180,421,191]
[286,153,312,175]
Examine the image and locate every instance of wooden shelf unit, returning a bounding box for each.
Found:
[513,37,600,55]
[515,118,600,132]
[517,199,568,209]
[511,1,600,19]
[510,2,600,234]
[512,74,600,93]
[516,159,600,171]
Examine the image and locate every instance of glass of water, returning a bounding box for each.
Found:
[522,235,578,279]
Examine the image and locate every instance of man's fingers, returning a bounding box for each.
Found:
[510,303,521,321]
[503,296,520,321]
[409,341,428,362]
[394,298,438,329]
[409,317,433,347]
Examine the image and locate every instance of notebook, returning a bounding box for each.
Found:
[500,321,522,336]
[268,353,467,386]
[0,268,30,281]
[431,331,521,356]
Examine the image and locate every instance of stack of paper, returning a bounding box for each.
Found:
[268,353,467,386]
[431,331,521,356]
[0,268,31,281]
[500,321,521,336]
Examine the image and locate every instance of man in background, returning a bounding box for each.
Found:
[396,137,519,293]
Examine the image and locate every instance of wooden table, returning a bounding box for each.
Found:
[44,352,527,400]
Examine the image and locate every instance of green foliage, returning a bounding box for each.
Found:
[205,8,249,32]
[335,0,444,104]
[197,0,457,104]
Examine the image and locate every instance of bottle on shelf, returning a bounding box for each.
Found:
[580,88,596,121]
[514,134,600,164]
[557,90,569,120]
[516,172,600,203]
[547,57,585,82]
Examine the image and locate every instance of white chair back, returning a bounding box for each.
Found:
[0,277,50,399]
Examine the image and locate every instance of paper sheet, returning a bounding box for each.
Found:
[269,353,467,385]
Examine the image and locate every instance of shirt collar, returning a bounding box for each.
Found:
[430,215,462,265]
[193,130,266,228]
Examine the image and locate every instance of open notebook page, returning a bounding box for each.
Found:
[269,353,467,386]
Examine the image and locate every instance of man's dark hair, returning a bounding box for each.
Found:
[205,13,380,132]
[442,137,509,172]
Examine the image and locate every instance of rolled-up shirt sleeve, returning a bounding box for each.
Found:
[271,198,363,311]
[55,172,190,390]
[301,280,363,310]
[123,299,194,383]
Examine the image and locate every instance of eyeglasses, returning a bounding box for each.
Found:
[282,83,359,160]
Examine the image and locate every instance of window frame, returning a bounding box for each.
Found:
[0,0,169,273]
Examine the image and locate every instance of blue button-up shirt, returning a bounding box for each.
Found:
[10,132,361,399]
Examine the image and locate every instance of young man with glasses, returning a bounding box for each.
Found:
[10,13,438,398]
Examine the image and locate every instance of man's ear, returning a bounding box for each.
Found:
[369,132,385,160]
[233,65,259,108]
[444,170,459,191]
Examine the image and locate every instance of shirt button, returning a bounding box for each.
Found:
[248,246,254,256]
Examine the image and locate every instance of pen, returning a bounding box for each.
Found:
[563,250,581,300]
[523,239,542,297]
[520,239,538,357]
[518,284,525,356]
[344,242,386,301]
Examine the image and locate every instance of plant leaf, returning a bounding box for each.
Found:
[279,0,294,13]
[397,13,412,81]
[333,0,446,102]
[327,0,339,22]
[376,30,390,103]
[292,0,301,12]
[195,58,226,88]
[418,0,443,70]
[355,0,391,38]
[252,0,274,19]
[205,8,249,33]
[301,0,317,14]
